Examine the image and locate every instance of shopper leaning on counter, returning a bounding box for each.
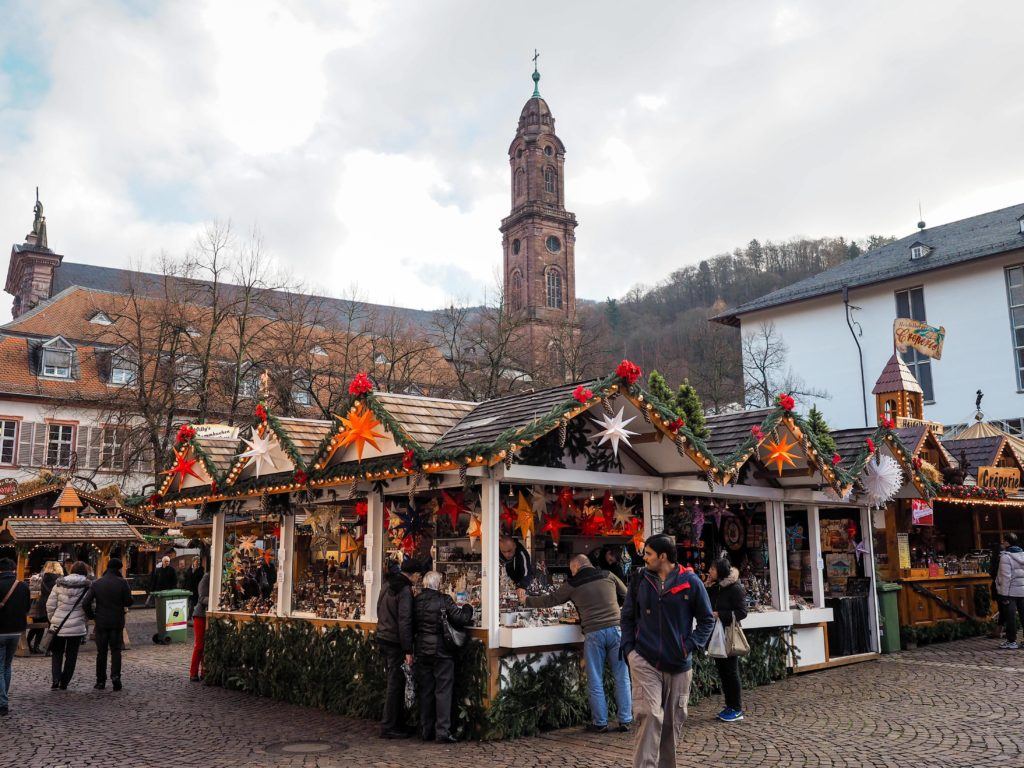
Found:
[518,553,632,734]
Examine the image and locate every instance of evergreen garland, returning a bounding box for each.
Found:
[676,379,709,440]
[647,370,679,414]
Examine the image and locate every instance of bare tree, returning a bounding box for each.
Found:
[742,322,827,408]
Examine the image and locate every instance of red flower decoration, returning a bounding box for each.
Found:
[831,453,842,466]
[348,372,373,396]
[751,426,765,442]
[777,393,795,412]
[210,480,218,495]
[667,417,685,431]
[402,449,416,471]
[293,469,309,485]
[866,438,876,454]
[355,500,368,519]
[880,415,895,429]
[912,456,923,470]
[147,493,161,505]
[573,385,594,404]
[255,403,268,422]
[615,359,642,385]
[175,424,196,445]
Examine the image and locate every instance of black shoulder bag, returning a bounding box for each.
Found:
[440,606,467,652]
[40,586,87,654]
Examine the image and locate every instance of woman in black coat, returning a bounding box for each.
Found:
[705,556,748,721]
[27,563,61,653]
[412,571,474,743]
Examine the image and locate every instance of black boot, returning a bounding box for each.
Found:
[112,678,122,692]
[94,681,105,690]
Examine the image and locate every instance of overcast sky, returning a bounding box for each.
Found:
[2,0,1023,317]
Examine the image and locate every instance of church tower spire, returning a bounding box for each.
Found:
[500,58,578,365]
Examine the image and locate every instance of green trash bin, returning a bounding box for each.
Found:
[877,581,902,654]
[152,589,193,645]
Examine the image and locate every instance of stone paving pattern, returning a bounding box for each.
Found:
[5,611,1024,767]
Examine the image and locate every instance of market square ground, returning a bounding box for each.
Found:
[4,611,1023,768]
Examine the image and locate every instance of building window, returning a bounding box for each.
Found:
[1006,266,1024,388]
[174,357,200,392]
[546,268,563,310]
[89,311,112,325]
[510,270,523,311]
[515,168,525,198]
[101,428,125,471]
[110,355,137,385]
[310,345,327,356]
[544,145,553,156]
[0,420,17,465]
[46,424,74,467]
[910,245,930,260]
[544,167,556,193]
[545,235,561,253]
[41,339,75,379]
[895,287,934,402]
[512,238,520,255]
[292,387,311,406]
[238,370,261,398]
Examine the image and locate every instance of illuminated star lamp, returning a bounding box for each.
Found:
[500,504,516,532]
[556,487,576,517]
[612,498,634,528]
[163,449,203,490]
[338,402,386,461]
[602,490,616,520]
[580,511,606,537]
[761,434,800,476]
[467,514,482,551]
[439,491,465,530]
[515,492,535,537]
[591,407,639,458]
[529,485,550,520]
[541,514,568,545]
[236,426,279,478]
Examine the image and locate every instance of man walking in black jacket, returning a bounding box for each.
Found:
[0,557,31,716]
[84,558,133,691]
[376,558,422,739]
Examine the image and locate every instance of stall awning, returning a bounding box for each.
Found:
[0,516,145,544]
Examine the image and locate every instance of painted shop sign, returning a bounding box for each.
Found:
[0,478,19,497]
[977,466,1020,492]
[911,499,934,526]
[192,424,240,440]
[894,318,946,360]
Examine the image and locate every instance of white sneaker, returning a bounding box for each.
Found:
[998,641,1018,650]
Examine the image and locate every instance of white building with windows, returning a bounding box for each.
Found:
[715,203,1024,431]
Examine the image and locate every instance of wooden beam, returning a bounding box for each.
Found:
[631,431,664,445]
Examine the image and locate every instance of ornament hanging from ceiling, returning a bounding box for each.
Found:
[861,454,903,508]
[237,427,279,478]
[601,490,616,520]
[163,449,203,490]
[438,491,465,530]
[529,485,550,520]
[515,492,535,537]
[761,433,800,475]
[500,503,516,532]
[541,514,567,544]
[467,512,482,550]
[612,497,634,528]
[591,407,639,457]
[306,505,342,537]
[556,487,576,517]
[237,535,259,554]
[580,510,606,537]
[338,402,386,461]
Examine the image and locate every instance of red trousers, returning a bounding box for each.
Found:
[190,617,206,678]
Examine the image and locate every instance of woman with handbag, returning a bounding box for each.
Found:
[705,556,748,723]
[411,570,473,743]
[45,561,91,690]
[27,561,62,653]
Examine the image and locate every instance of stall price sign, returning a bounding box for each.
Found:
[911,499,934,526]
[897,533,911,570]
[978,466,1020,493]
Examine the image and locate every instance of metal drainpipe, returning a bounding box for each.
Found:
[844,286,869,427]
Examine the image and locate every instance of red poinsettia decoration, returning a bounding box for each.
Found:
[880,415,895,429]
[751,425,765,442]
[667,417,685,432]
[616,359,642,385]
[147,493,161,505]
[776,393,795,412]
[573,385,594,404]
[293,469,309,485]
[209,480,218,495]
[912,456,923,470]
[175,424,196,445]
[831,453,842,466]
[402,449,416,471]
[866,438,876,454]
[255,403,268,422]
[348,372,373,396]
[355,500,368,520]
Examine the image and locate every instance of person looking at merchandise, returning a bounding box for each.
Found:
[376,557,423,739]
[499,536,533,588]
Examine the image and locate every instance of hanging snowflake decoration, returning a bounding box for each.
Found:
[861,453,903,508]
[590,407,639,457]
[236,426,279,478]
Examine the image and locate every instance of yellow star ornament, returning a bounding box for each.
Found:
[761,434,800,475]
[337,402,386,461]
[515,492,535,537]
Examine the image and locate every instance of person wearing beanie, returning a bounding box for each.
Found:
[375,556,423,738]
[83,557,133,691]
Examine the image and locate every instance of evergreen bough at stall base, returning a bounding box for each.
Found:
[203,617,790,740]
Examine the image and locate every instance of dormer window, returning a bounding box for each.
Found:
[110,353,137,385]
[910,243,931,260]
[41,337,75,379]
[310,344,327,357]
[1018,214,1024,235]
[186,326,201,337]
[89,311,112,325]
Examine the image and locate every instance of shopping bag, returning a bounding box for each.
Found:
[707,618,727,658]
[725,621,750,657]
[403,661,416,708]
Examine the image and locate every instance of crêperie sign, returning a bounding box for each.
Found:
[978,466,1020,493]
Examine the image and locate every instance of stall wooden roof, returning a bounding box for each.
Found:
[272,417,335,465]
[372,392,477,449]
[942,435,1021,480]
[0,482,117,512]
[704,409,772,457]
[0,516,144,544]
[194,435,241,479]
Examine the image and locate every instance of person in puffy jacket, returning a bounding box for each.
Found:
[46,561,91,690]
[705,556,748,723]
[996,533,1024,649]
[376,557,423,739]
[412,570,473,743]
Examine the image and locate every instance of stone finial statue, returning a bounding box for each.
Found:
[30,187,48,248]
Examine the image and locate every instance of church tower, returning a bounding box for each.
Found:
[500,57,578,359]
[5,190,63,319]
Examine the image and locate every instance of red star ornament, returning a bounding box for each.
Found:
[163,450,203,490]
[601,490,615,519]
[557,487,576,517]
[580,512,606,537]
[541,514,568,544]
[439,491,464,529]
[500,504,516,532]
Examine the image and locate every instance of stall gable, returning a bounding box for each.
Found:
[834,425,941,500]
[943,435,1022,484]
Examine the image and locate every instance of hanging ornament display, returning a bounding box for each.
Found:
[515,492,535,537]
[556,487,576,517]
[337,530,361,563]
[861,454,903,508]
[307,505,342,537]
[163,449,203,490]
[259,547,275,565]
[541,514,568,544]
[354,500,368,520]
[590,407,639,458]
[466,512,483,550]
[690,499,706,542]
[236,426,279,478]
[500,503,516,532]
[760,433,800,475]
[601,490,616,519]
[338,403,386,461]
[438,491,464,530]
[237,535,259,554]
[580,510,606,537]
[390,504,430,541]
[612,497,633,528]
[529,485,550,520]
[624,517,644,551]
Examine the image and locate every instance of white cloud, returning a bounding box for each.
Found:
[571,137,652,207]
[636,93,667,111]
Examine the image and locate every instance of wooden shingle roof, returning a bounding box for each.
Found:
[373,392,477,449]
[53,484,83,509]
[704,409,772,458]
[272,417,334,465]
[943,436,1016,479]
[0,516,144,543]
[872,354,923,395]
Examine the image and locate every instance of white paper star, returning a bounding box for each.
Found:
[591,407,639,457]
[529,485,551,520]
[236,426,279,477]
[613,498,634,527]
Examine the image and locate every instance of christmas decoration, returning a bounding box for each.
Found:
[293,469,308,485]
[541,514,567,544]
[500,504,516,531]
[676,379,709,439]
[175,424,196,445]
[529,485,549,520]
[402,449,416,471]
[337,531,360,562]
[255,403,268,422]
[355,500,368,520]
[761,434,799,475]
[390,504,431,540]
[616,359,642,385]
[866,438,876,454]
[861,454,903,508]
[832,454,842,466]
[612,497,633,528]
[647,370,677,410]
[556,487,576,517]
[236,426,279,478]
[667,417,684,432]
[805,405,837,455]
[845,519,858,540]
[260,547,275,565]
[163,449,203,489]
[880,415,896,429]
[237,535,259,554]
[580,509,606,537]
[776,392,795,412]
[751,426,765,442]
[855,539,868,564]
[601,490,616,520]
[439,491,465,529]
[938,484,1006,500]
[590,407,638,457]
[338,403,386,461]
[572,385,593,404]
[348,372,373,396]
[785,524,805,551]
[515,492,535,537]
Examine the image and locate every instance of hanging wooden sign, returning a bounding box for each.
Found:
[0,478,18,497]
[978,466,1020,492]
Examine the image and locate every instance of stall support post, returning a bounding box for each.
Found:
[645,491,664,535]
[480,477,500,649]
[15,546,26,581]
[860,504,882,653]
[807,505,825,608]
[209,511,225,612]
[277,516,294,618]
[766,500,787,610]
[365,491,384,621]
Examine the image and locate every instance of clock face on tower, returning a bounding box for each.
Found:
[546,235,561,253]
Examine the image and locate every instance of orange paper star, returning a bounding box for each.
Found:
[337,402,386,461]
[762,434,799,475]
[467,514,482,540]
[515,492,535,537]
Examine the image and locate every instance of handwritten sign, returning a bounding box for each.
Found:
[978,466,1020,493]
[894,318,946,360]
[897,533,911,570]
[911,499,934,526]
[192,424,239,440]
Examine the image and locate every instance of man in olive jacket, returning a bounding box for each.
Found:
[83,558,133,691]
[518,554,632,733]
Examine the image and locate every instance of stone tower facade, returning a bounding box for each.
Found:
[5,193,63,318]
[500,66,578,363]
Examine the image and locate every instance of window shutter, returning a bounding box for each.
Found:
[71,350,81,380]
[76,426,90,468]
[90,428,102,469]
[32,423,47,467]
[27,342,42,376]
[17,423,33,468]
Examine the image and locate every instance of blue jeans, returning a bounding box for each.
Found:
[0,633,19,710]
[583,626,632,726]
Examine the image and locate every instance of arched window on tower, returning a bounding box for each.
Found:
[544,167,556,194]
[545,268,563,310]
[515,168,525,199]
[510,270,523,311]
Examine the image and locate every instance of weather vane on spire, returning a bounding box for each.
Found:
[532,49,541,98]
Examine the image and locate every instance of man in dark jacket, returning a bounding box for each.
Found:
[620,534,714,768]
[376,558,422,739]
[151,556,178,594]
[412,571,474,743]
[499,536,533,588]
[0,557,32,716]
[84,558,134,691]
[519,554,632,732]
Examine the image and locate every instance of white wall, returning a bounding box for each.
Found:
[742,249,1024,429]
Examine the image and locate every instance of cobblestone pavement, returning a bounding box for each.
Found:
[5,611,1024,768]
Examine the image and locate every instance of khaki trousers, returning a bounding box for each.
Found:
[628,651,692,768]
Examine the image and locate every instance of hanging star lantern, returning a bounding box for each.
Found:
[237,426,279,478]
[580,510,606,537]
[500,503,516,532]
[237,535,259,554]
[624,517,644,551]
[612,497,634,528]
[591,407,639,457]
[601,490,616,519]
[259,547,275,565]
[163,449,203,489]
[541,514,568,544]
[515,492,535,537]
[556,487,576,517]
[467,513,482,550]
[337,402,386,461]
[855,539,869,564]
[761,433,799,475]
[529,485,550,520]
[439,491,465,530]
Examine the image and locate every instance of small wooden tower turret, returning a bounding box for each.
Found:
[52,483,83,523]
[872,353,925,423]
